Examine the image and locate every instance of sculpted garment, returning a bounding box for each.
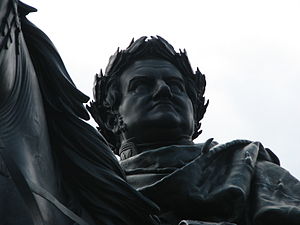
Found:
[120,140,300,225]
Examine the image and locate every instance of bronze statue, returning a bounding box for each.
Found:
[88,36,207,158]
[1,1,300,225]
[88,38,300,225]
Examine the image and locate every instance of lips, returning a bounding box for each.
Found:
[152,100,174,109]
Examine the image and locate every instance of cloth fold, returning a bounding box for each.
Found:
[120,140,300,225]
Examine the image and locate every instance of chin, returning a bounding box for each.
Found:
[141,126,192,144]
[149,111,181,127]
[145,119,192,139]
[127,112,194,143]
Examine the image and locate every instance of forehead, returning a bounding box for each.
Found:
[120,59,183,83]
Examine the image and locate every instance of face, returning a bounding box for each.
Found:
[117,59,194,145]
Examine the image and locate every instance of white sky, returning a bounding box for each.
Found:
[23,0,300,179]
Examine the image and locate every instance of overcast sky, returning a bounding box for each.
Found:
[23,0,300,178]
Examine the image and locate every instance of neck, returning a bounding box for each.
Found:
[119,137,193,160]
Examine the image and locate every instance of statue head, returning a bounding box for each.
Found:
[88,36,208,156]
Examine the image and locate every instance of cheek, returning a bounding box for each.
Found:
[184,101,195,134]
[187,103,195,121]
[181,98,195,122]
[176,95,194,113]
[118,95,144,119]
[118,99,133,118]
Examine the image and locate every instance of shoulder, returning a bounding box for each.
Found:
[201,139,280,165]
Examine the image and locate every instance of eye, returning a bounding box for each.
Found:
[128,79,153,93]
[169,81,185,93]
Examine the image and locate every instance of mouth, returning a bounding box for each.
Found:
[152,101,174,108]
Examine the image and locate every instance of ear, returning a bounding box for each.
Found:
[105,112,127,136]
[104,111,119,134]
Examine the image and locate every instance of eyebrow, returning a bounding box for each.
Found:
[168,77,184,83]
[127,76,153,90]
[128,76,153,84]
[128,75,184,86]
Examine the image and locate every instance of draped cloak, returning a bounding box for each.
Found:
[0,1,159,225]
[120,140,300,225]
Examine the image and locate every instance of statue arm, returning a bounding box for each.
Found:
[0,0,19,104]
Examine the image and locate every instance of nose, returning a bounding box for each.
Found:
[152,80,173,99]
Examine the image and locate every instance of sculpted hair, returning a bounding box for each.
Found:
[88,36,208,154]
